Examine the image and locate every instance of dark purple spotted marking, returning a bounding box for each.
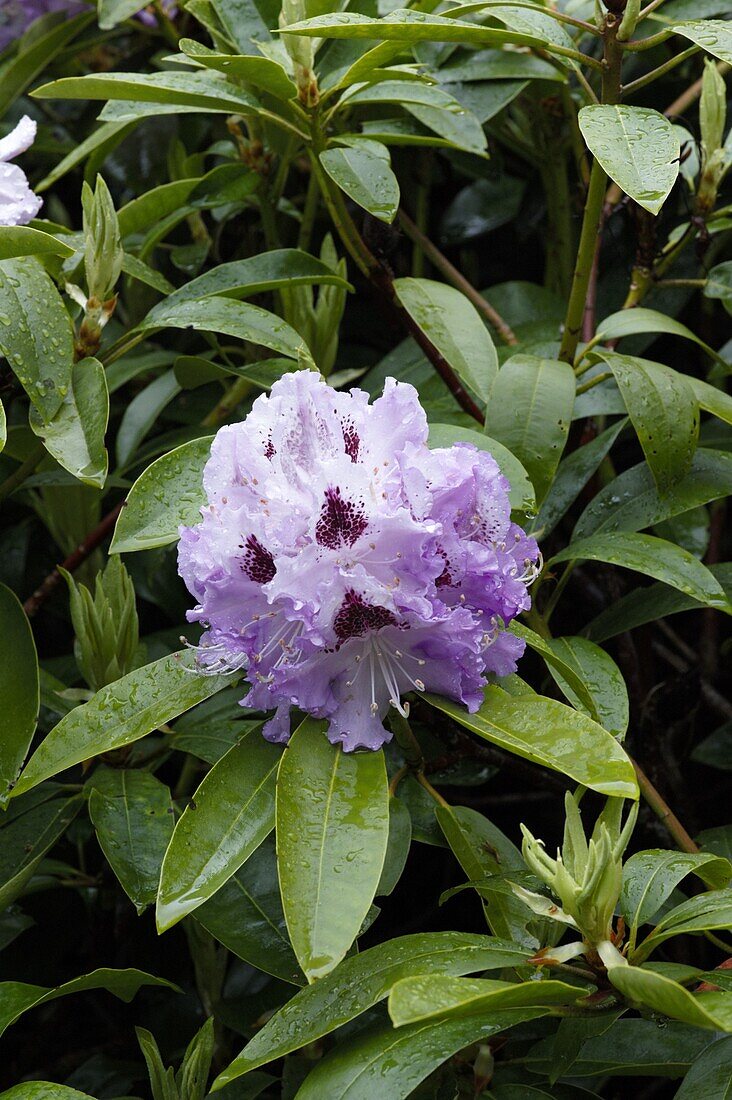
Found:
[241,534,276,583]
[315,486,368,549]
[341,419,360,462]
[435,548,453,588]
[264,436,276,460]
[334,589,397,643]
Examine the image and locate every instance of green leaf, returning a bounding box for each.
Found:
[116,370,180,468]
[425,686,638,798]
[213,931,531,1087]
[523,1018,714,1077]
[11,653,235,798]
[428,424,535,514]
[394,278,498,403]
[389,974,583,1026]
[0,585,38,803]
[0,257,74,421]
[290,1010,552,1100]
[573,450,732,539]
[157,726,281,931]
[0,1087,98,1099]
[607,965,732,1032]
[34,70,262,114]
[593,351,699,494]
[29,358,109,489]
[138,297,304,358]
[280,10,544,48]
[110,436,213,554]
[689,377,732,425]
[320,144,400,223]
[590,307,721,365]
[633,890,732,962]
[675,1037,732,1098]
[377,796,411,897]
[87,769,174,914]
[621,849,732,933]
[0,11,94,116]
[673,20,732,65]
[484,355,574,504]
[0,795,82,910]
[194,836,303,985]
[146,249,352,316]
[531,419,627,539]
[706,261,732,312]
[0,227,75,260]
[276,719,389,981]
[179,40,297,100]
[551,532,729,610]
[587,563,732,642]
[0,967,177,1039]
[405,100,487,156]
[436,804,537,946]
[541,635,629,738]
[578,105,680,215]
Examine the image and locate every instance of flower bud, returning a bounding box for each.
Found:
[82,176,123,304]
[62,556,139,692]
[617,0,640,42]
[279,0,318,106]
[700,60,726,159]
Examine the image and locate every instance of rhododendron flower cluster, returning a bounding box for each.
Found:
[0,117,42,227]
[179,371,539,751]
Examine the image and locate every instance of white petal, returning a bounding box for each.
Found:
[0,115,37,163]
[0,162,42,227]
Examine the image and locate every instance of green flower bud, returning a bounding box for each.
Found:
[617,0,641,42]
[62,556,139,692]
[279,0,318,105]
[700,60,726,159]
[82,175,124,305]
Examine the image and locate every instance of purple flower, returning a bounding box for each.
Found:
[0,117,42,227]
[0,0,85,52]
[178,372,540,751]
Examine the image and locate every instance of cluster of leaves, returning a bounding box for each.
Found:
[0,0,731,1097]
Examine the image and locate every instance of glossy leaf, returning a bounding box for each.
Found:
[673,20,732,65]
[194,836,303,985]
[377,797,412,897]
[0,967,176,1038]
[0,585,39,803]
[578,105,680,215]
[11,653,235,798]
[87,769,174,914]
[294,1009,547,1100]
[675,1037,732,1098]
[0,11,94,116]
[157,726,281,930]
[0,1086,97,1099]
[213,931,531,1086]
[139,297,303,358]
[523,1019,714,1077]
[0,796,81,911]
[551,532,730,610]
[594,350,699,494]
[590,307,721,365]
[388,974,583,1026]
[179,39,297,100]
[280,10,544,47]
[633,890,732,962]
[115,370,180,468]
[607,965,732,1032]
[0,227,75,260]
[531,419,627,538]
[484,355,574,504]
[0,257,74,421]
[621,849,732,933]
[395,278,498,403]
[35,70,262,114]
[29,359,109,489]
[573,450,732,540]
[689,377,732,425]
[428,423,534,513]
[320,144,400,223]
[436,804,537,946]
[542,635,629,738]
[276,719,389,981]
[425,686,638,798]
[110,436,213,554]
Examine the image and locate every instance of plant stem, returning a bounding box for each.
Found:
[0,442,46,505]
[620,27,673,51]
[632,759,699,853]
[390,710,425,771]
[397,209,519,346]
[559,13,624,365]
[621,46,699,97]
[575,370,613,395]
[202,375,255,429]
